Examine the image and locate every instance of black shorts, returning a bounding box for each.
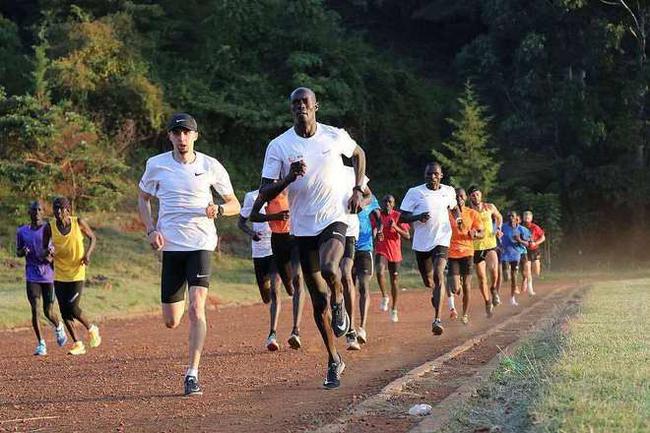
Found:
[343,236,356,260]
[448,257,473,276]
[296,221,348,274]
[271,232,299,267]
[253,255,277,288]
[161,250,211,303]
[527,249,541,261]
[26,281,55,304]
[415,245,448,276]
[54,280,84,304]
[353,250,373,278]
[474,248,496,264]
[375,254,401,275]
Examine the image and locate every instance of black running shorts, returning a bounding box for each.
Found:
[353,250,373,278]
[296,221,348,275]
[54,280,84,304]
[253,255,277,288]
[448,256,473,276]
[415,245,449,277]
[343,236,356,260]
[473,248,496,264]
[527,249,541,261]
[26,281,55,304]
[161,250,211,303]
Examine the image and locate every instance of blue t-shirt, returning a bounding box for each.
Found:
[356,195,380,252]
[16,224,54,283]
[500,223,531,263]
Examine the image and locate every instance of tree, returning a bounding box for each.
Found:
[433,81,500,194]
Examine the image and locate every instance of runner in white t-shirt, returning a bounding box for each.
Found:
[259,87,366,389]
[399,162,462,336]
[138,113,241,397]
[238,189,283,351]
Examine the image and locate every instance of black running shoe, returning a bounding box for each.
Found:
[323,354,346,389]
[331,301,350,338]
[491,288,501,306]
[431,319,444,335]
[184,375,203,396]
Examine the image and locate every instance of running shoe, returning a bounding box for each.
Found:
[491,289,501,306]
[449,308,458,320]
[461,315,469,325]
[287,331,302,350]
[431,319,444,335]
[331,301,350,338]
[68,341,86,355]
[266,331,279,351]
[346,331,360,351]
[390,309,399,323]
[510,296,519,306]
[380,297,389,312]
[55,324,67,347]
[356,327,367,344]
[323,354,346,389]
[486,302,494,318]
[88,325,101,349]
[184,375,203,396]
[34,341,47,356]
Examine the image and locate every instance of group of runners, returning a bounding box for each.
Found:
[16,87,546,395]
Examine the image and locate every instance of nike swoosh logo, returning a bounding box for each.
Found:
[335,319,347,333]
[194,173,204,176]
[196,273,209,278]
[69,293,79,303]
[332,231,345,238]
[176,119,183,122]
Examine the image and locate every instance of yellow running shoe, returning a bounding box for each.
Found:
[88,325,102,348]
[68,341,86,355]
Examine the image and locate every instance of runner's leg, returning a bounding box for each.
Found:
[26,283,44,343]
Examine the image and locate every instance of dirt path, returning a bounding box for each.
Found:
[0,281,579,432]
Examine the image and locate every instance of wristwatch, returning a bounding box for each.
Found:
[217,204,224,217]
[353,185,364,193]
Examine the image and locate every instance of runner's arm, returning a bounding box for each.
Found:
[370,209,383,238]
[491,204,503,231]
[399,210,430,224]
[237,215,261,241]
[138,189,164,250]
[78,217,97,265]
[16,230,28,257]
[532,233,546,248]
[259,160,305,202]
[348,145,367,213]
[249,195,289,223]
[394,223,410,239]
[41,223,52,258]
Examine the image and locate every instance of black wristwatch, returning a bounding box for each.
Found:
[217,204,224,217]
[353,185,364,193]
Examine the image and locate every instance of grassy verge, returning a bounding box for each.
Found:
[439,279,650,433]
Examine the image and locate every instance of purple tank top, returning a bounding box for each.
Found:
[16,225,54,283]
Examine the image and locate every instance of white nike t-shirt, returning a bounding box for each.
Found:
[139,151,234,251]
[400,183,457,252]
[240,190,272,258]
[340,166,369,239]
[261,123,357,237]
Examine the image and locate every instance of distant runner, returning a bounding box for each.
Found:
[16,201,67,356]
[374,195,410,323]
[138,113,240,396]
[238,189,283,351]
[352,193,381,345]
[42,197,100,356]
[500,211,531,306]
[522,210,546,292]
[446,188,485,324]
[259,87,366,389]
[399,162,461,335]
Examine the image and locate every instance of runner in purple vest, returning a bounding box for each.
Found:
[16,201,67,356]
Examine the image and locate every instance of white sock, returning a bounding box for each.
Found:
[89,324,98,333]
[448,297,456,310]
[528,280,533,290]
[39,339,46,345]
[186,368,198,379]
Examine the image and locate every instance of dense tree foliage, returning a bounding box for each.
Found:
[1,0,648,258]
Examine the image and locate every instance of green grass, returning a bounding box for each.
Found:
[439,279,650,433]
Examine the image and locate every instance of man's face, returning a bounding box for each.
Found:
[424,165,443,187]
[469,190,482,206]
[456,190,467,208]
[28,202,43,223]
[53,202,70,223]
[382,196,395,212]
[291,90,317,125]
[523,213,533,224]
[508,212,518,224]
[168,128,198,154]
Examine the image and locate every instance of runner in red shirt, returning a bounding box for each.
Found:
[373,195,410,322]
[522,210,546,294]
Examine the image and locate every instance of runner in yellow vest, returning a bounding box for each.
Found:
[42,197,101,355]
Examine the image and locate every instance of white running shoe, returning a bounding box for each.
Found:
[390,309,399,323]
[510,296,519,306]
[346,331,361,350]
[266,332,279,351]
[527,284,536,296]
[380,297,389,312]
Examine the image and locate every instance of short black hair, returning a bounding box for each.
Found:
[53,196,71,211]
[467,185,480,195]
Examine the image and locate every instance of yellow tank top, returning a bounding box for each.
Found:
[52,217,85,281]
[473,208,497,250]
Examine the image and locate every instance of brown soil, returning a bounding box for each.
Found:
[0,280,579,433]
